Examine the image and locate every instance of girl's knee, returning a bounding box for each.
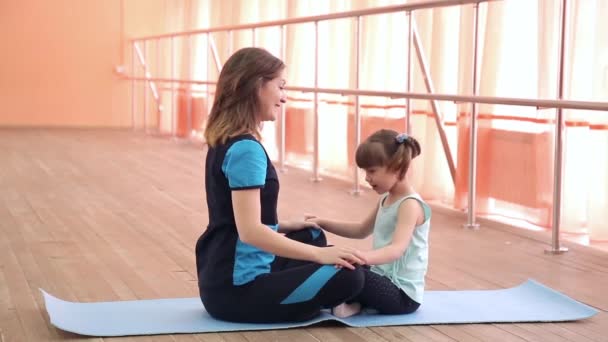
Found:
[387,303,420,315]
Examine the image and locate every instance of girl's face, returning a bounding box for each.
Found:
[258,70,287,122]
[363,165,399,194]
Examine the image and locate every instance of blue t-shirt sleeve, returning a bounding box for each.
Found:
[222,140,267,190]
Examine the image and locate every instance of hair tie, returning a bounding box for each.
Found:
[395,133,409,144]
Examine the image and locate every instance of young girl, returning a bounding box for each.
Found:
[307,129,431,317]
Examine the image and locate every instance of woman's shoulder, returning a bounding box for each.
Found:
[223,135,269,162]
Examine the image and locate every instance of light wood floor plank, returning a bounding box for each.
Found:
[0,128,606,342]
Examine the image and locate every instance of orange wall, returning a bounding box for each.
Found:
[0,0,178,127]
[0,0,128,127]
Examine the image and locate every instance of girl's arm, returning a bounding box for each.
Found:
[363,199,423,265]
[308,204,378,239]
[232,188,366,269]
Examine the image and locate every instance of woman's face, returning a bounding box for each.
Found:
[258,70,286,122]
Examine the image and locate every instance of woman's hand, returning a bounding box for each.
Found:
[314,246,367,270]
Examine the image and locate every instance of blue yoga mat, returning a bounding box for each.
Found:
[41,279,597,337]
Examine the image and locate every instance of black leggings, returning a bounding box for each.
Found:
[201,229,365,323]
[352,267,420,315]
[280,232,420,315]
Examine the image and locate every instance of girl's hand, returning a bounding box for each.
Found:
[304,214,322,226]
[289,220,321,231]
[315,246,367,270]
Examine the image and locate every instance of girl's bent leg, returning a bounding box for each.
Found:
[353,268,420,314]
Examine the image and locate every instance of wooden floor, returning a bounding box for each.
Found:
[1,128,607,342]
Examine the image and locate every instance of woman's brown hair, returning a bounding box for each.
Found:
[204,47,285,146]
[355,129,421,179]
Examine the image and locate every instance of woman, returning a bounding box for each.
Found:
[196,47,366,323]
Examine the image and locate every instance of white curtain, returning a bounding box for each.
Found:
[183,0,608,242]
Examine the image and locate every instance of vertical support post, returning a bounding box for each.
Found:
[252,28,256,47]
[312,21,321,182]
[405,11,413,135]
[464,3,481,230]
[131,41,136,130]
[206,33,211,125]
[350,16,362,195]
[171,36,176,138]
[546,0,569,254]
[156,38,162,133]
[143,40,148,134]
[186,35,192,137]
[279,25,287,172]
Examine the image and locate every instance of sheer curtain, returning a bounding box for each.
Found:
[454,1,553,225]
[281,0,458,201]
[163,0,608,242]
[454,0,608,241]
[561,0,608,241]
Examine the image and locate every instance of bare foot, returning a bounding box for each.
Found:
[331,302,361,318]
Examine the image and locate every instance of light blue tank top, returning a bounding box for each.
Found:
[370,193,431,304]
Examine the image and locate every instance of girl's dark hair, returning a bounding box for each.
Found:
[204,47,285,146]
[355,129,421,179]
